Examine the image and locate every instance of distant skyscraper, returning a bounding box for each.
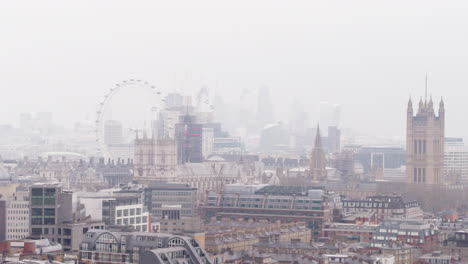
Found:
[310,126,327,181]
[104,120,123,145]
[175,115,204,164]
[256,86,275,129]
[327,126,341,153]
[319,102,341,134]
[406,97,445,184]
[19,113,33,131]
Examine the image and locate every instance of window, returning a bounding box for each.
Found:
[124,209,129,216]
[44,189,56,205]
[130,209,135,216]
[31,208,43,225]
[44,208,55,225]
[117,210,122,217]
[136,208,142,215]
[31,188,43,205]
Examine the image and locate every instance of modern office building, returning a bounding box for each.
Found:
[79,195,150,232]
[144,181,198,217]
[203,185,333,237]
[79,230,213,264]
[0,192,29,241]
[29,183,104,251]
[444,137,468,184]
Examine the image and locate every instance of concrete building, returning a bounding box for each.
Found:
[143,181,198,217]
[157,204,202,233]
[0,192,29,241]
[444,137,468,184]
[203,185,332,237]
[79,195,150,232]
[79,230,213,264]
[406,97,445,184]
[29,183,104,251]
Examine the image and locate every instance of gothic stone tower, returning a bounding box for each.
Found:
[134,132,177,180]
[310,125,327,181]
[406,97,445,184]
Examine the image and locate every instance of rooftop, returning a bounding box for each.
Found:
[255,185,324,196]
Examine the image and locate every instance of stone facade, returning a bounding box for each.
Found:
[406,97,445,184]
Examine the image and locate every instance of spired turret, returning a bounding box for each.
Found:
[407,97,413,114]
[428,97,434,115]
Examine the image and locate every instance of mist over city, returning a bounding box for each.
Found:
[1,1,468,264]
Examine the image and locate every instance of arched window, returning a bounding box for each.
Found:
[94,233,119,252]
[167,238,185,247]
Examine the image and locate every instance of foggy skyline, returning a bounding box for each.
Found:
[1,1,468,139]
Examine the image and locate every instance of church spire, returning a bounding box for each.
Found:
[310,124,327,181]
[407,97,413,114]
[314,124,323,149]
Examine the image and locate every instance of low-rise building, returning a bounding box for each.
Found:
[324,222,378,243]
[204,220,311,255]
[203,185,332,237]
[418,251,454,264]
[79,229,213,264]
[380,244,420,264]
[443,229,468,261]
[342,195,423,222]
[371,219,439,253]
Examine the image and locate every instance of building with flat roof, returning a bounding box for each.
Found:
[202,185,333,237]
[0,192,29,241]
[29,183,104,251]
[371,219,440,253]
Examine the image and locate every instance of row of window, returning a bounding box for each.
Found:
[7,203,29,208]
[7,210,28,215]
[116,216,148,225]
[116,208,143,217]
[343,202,390,208]
[7,229,28,234]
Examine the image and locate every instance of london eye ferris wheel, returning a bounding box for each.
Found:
[95,79,166,158]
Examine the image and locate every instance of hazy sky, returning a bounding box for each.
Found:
[1,1,468,139]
